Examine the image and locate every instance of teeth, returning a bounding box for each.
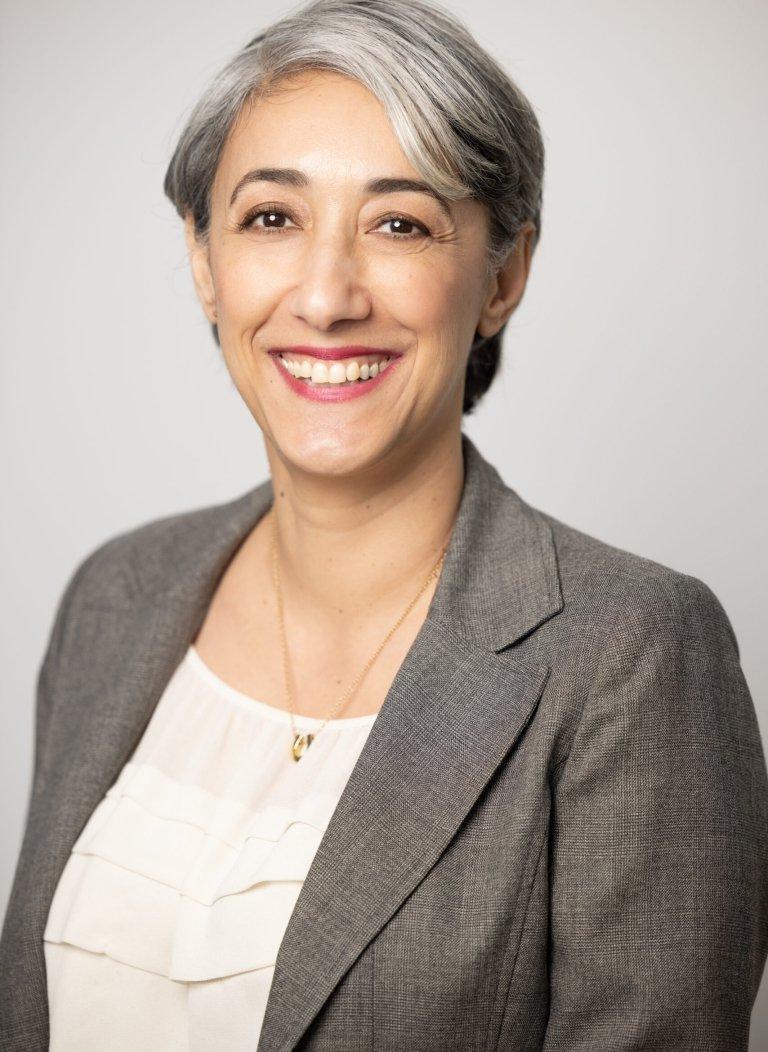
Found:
[278,354,392,385]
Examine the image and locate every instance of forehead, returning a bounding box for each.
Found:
[214,70,421,195]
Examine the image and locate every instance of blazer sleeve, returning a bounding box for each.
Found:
[28,546,106,797]
[541,574,768,1051]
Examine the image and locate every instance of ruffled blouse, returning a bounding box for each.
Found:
[43,644,379,1051]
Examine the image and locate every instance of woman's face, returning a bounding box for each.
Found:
[186,69,530,477]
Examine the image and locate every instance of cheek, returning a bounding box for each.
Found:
[381,264,479,342]
[212,246,280,321]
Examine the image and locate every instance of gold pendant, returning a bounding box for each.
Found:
[292,732,314,761]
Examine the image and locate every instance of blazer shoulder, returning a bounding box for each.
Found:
[533,505,739,657]
[58,484,263,611]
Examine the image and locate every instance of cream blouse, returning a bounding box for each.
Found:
[43,644,379,1051]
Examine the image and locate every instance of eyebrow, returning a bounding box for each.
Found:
[228,167,454,223]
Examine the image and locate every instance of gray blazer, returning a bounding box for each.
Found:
[2,432,767,1051]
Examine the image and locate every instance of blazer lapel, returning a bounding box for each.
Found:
[11,431,562,1050]
[255,433,563,1051]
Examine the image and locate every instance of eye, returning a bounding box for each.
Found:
[374,214,431,239]
[237,205,298,233]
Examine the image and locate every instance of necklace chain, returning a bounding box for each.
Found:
[269,509,448,759]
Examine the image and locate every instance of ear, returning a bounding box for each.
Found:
[476,220,536,340]
[183,214,218,324]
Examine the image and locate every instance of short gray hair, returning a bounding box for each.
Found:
[164,0,545,414]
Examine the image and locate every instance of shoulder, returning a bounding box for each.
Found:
[533,504,740,661]
[526,509,757,769]
[52,482,265,615]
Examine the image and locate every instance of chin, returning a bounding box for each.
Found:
[277,429,391,478]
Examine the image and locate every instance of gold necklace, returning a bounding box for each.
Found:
[269,510,448,761]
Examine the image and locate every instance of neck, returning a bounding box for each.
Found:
[261,429,464,642]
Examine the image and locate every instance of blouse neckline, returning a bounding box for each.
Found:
[185,645,380,730]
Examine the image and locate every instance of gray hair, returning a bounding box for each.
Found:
[163,0,545,414]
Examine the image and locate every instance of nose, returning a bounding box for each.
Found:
[287,233,372,331]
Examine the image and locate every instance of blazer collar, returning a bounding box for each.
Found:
[20,431,563,1050]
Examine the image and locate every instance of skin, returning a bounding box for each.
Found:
[185,69,535,717]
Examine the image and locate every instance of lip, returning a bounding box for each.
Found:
[270,351,401,403]
[268,345,403,362]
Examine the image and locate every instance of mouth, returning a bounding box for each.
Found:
[267,346,403,402]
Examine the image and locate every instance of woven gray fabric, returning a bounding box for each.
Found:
[1,431,766,1051]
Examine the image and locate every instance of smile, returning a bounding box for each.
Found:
[270,352,400,402]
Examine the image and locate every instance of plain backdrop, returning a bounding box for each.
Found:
[1,0,766,1044]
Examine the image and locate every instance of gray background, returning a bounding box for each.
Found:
[1,0,766,1044]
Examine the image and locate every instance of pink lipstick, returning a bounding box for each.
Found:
[268,347,403,403]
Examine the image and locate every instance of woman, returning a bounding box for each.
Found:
[1,0,766,1048]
